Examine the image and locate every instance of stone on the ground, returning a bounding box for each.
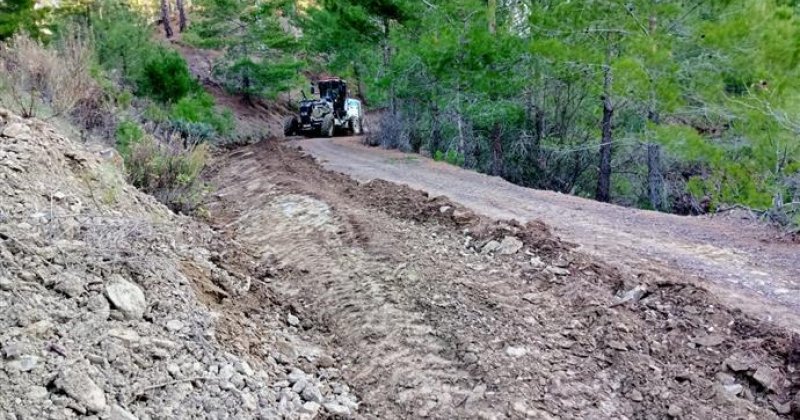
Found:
[0,275,13,291]
[301,383,323,403]
[751,366,782,393]
[629,389,644,402]
[546,266,570,276]
[302,401,321,415]
[166,319,184,332]
[316,354,335,368]
[2,122,32,140]
[8,355,38,372]
[27,386,48,400]
[287,314,300,327]
[110,404,139,420]
[324,402,351,416]
[497,236,524,255]
[452,209,472,225]
[55,273,84,298]
[105,275,146,320]
[505,346,527,357]
[481,240,501,254]
[530,256,545,268]
[667,405,682,417]
[56,369,107,413]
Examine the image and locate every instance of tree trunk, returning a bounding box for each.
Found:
[491,122,504,177]
[160,0,173,38]
[176,0,187,32]
[647,143,663,211]
[383,17,395,115]
[596,63,614,203]
[353,62,367,104]
[430,101,441,155]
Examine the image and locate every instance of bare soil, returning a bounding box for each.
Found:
[203,139,800,419]
[295,136,800,332]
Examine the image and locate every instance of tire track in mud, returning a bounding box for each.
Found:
[204,140,799,419]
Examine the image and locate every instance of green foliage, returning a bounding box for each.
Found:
[0,0,42,40]
[138,51,197,103]
[295,0,800,224]
[124,135,210,213]
[170,92,234,137]
[115,120,145,156]
[191,0,303,100]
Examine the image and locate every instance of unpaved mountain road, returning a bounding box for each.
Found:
[294,135,800,330]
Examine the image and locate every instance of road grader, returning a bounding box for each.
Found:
[284,77,364,138]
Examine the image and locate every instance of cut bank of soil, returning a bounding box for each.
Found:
[203,139,800,419]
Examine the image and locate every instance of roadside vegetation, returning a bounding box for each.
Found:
[297,0,800,229]
[0,0,232,213]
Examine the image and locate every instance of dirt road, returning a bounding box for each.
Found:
[295,136,800,330]
[206,141,800,418]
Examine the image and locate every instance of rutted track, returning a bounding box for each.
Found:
[205,140,799,419]
[295,136,800,331]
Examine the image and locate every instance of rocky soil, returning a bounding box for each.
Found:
[4,106,800,419]
[205,141,800,419]
[0,109,357,419]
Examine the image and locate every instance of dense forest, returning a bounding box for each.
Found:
[1,0,799,227]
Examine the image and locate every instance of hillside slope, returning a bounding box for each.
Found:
[0,110,358,419]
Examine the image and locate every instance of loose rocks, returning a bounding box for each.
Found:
[55,369,106,413]
[105,275,146,320]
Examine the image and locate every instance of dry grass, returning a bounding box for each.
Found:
[0,30,98,119]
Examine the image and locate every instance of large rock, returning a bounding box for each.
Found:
[105,275,146,320]
[751,366,782,393]
[56,369,107,413]
[2,122,32,140]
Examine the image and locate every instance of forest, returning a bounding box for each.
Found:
[1,0,799,226]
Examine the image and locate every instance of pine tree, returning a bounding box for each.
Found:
[191,0,301,101]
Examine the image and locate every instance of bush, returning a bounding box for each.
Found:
[138,50,196,103]
[170,92,234,136]
[124,134,209,213]
[115,120,145,155]
[367,112,411,152]
[0,31,97,117]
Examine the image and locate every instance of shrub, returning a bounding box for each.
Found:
[169,119,216,142]
[0,31,96,117]
[115,120,145,156]
[368,112,411,152]
[170,92,234,137]
[124,134,209,213]
[444,149,464,166]
[137,50,196,103]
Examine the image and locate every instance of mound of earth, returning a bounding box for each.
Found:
[0,109,358,419]
[205,139,800,419]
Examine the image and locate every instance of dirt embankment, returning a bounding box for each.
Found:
[204,140,800,419]
[0,110,357,419]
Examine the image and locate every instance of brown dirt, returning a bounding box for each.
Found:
[296,136,800,333]
[202,139,800,419]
